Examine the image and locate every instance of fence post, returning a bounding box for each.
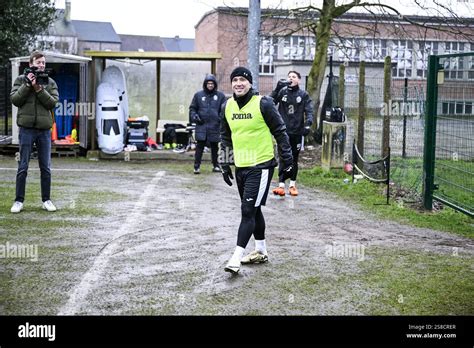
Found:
[382,56,391,158]
[402,77,408,158]
[339,64,345,110]
[423,55,439,210]
[3,64,8,136]
[357,61,366,157]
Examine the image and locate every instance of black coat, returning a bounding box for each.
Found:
[271,85,314,136]
[189,74,226,142]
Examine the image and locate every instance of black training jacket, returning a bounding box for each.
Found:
[271,85,314,136]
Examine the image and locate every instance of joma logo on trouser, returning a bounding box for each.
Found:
[232,113,252,120]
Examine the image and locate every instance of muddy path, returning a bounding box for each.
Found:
[0,158,472,315]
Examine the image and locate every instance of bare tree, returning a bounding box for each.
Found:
[286,0,474,122]
[203,1,473,108]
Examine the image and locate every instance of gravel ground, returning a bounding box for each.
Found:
[0,157,472,315]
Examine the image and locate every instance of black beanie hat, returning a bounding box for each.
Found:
[230,66,253,84]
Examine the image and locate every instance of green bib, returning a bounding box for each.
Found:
[225,95,274,167]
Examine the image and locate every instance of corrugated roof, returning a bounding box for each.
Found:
[161,37,194,52]
[72,20,121,43]
[119,34,166,51]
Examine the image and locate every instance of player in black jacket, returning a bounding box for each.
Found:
[270,70,314,197]
[189,74,226,174]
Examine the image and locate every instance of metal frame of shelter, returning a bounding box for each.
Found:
[84,51,222,150]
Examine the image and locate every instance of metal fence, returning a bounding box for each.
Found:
[424,52,474,216]
[335,55,473,216]
[338,77,427,201]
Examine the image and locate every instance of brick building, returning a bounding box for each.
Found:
[195,7,474,103]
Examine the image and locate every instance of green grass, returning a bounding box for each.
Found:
[0,178,128,233]
[390,157,474,211]
[0,174,129,314]
[189,247,474,315]
[358,248,474,315]
[298,166,474,238]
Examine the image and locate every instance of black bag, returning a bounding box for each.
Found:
[163,127,176,144]
[329,107,346,122]
[163,123,186,144]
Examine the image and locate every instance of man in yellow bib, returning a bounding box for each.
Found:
[220,67,293,274]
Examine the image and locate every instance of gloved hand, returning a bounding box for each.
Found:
[274,79,290,93]
[221,164,234,186]
[302,120,312,136]
[279,162,293,181]
[193,114,204,125]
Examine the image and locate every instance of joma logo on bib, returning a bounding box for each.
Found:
[232,113,253,120]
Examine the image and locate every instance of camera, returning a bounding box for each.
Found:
[275,79,291,93]
[278,79,291,87]
[24,66,49,85]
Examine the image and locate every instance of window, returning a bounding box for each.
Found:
[282,36,291,60]
[259,36,276,75]
[449,102,455,114]
[54,41,69,52]
[391,40,413,78]
[443,42,468,79]
[442,102,449,115]
[416,41,432,78]
[469,43,474,80]
[414,41,439,79]
[337,38,361,62]
[366,39,387,62]
[364,39,374,61]
[291,36,305,60]
[441,101,474,115]
[266,35,316,66]
[465,102,472,114]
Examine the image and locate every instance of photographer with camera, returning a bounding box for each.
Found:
[10,51,59,213]
[270,70,314,197]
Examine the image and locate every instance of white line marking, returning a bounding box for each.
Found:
[57,171,165,315]
[0,167,159,174]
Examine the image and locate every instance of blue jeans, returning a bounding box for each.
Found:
[15,127,52,203]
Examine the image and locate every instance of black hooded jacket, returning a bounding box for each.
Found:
[271,84,314,136]
[189,74,226,142]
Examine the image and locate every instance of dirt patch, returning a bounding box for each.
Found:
[0,157,472,315]
[299,144,322,169]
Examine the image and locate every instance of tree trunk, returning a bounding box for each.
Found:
[307,0,334,135]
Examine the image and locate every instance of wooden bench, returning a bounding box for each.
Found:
[156,119,191,143]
